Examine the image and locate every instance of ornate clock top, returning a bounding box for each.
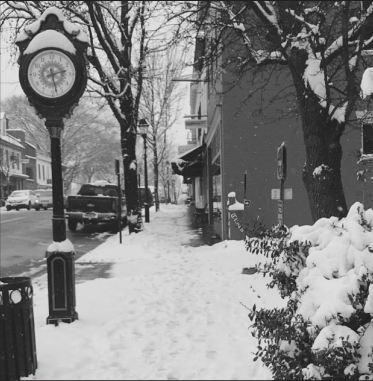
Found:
[16,6,89,123]
[16,6,88,45]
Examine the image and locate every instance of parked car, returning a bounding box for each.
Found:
[35,189,53,210]
[65,181,127,232]
[5,190,40,211]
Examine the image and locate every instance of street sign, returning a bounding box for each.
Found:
[277,142,287,180]
[271,188,293,200]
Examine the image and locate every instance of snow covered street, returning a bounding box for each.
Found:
[23,204,283,380]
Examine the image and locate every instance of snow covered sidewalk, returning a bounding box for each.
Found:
[24,204,283,380]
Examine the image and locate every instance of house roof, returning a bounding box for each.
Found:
[0,134,25,149]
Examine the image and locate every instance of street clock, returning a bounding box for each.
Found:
[16,8,88,122]
[27,49,76,98]
[16,7,89,326]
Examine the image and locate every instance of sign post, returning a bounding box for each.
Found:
[242,170,251,223]
[277,142,287,226]
[115,159,122,244]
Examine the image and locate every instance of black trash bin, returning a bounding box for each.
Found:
[0,277,37,381]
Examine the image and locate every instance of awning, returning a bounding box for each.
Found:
[10,173,29,179]
[171,144,204,178]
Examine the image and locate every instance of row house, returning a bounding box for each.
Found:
[172,5,373,240]
[0,112,52,198]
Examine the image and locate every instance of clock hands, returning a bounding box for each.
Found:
[46,68,66,78]
[49,68,58,92]
[47,67,67,93]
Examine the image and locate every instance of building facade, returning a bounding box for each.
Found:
[0,112,52,198]
[172,18,373,240]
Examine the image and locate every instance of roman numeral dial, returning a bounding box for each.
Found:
[27,49,76,99]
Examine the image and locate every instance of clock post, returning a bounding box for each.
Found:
[16,7,89,325]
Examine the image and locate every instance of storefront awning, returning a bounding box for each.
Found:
[11,173,29,179]
[171,144,204,178]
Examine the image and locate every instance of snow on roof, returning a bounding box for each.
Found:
[0,134,24,149]
[16,6,88,44]
[90,180,113,186]
[24,29,76,55]
[360,67,373,99]
[26,141,37,150]
[172,144,202,162]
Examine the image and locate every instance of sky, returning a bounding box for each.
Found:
[1,200,373,380]
[0,33,22,99]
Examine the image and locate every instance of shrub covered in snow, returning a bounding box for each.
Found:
[246,202,373,380]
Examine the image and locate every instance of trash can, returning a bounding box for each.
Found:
[0,277,37,381]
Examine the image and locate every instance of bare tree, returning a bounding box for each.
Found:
[139,46,188,211]
[1,95,120,192]
[171,1,373,221]
[0,0,180,230]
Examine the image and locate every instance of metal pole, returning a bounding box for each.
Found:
[278,178,284,226]
[45,120,77,325]
[48,124,66,242]
[166,166,170,204]
[243,171,247,200]
[115,159,122,244]
[143,134,150,223]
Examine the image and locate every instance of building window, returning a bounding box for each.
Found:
[38,164,41,180]
[362,122,373,155]
[42,165,45,180]
[26,167,33,179]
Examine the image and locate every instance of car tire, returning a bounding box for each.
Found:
[68,219,78,232]
[15,207,19,211]
[35,205,41,211]
[6,206,11,211]
[27,202,31,210]
[44,206,48,210]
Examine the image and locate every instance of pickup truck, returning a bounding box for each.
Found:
[65,181,127,232]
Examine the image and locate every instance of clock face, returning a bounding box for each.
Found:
[27,50,76,98]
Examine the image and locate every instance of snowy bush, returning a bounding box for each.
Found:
[246,224,311,298]
[246,202,373,380]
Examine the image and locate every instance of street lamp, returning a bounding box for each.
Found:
[166,161,171,204]
[138,118,150,223]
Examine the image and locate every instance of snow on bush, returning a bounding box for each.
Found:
[361,68,373,100]
[246,202,373,380]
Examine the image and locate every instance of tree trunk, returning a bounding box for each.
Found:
[120,123,139,216]
[289,50,347,221]
[301,94,347,220]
